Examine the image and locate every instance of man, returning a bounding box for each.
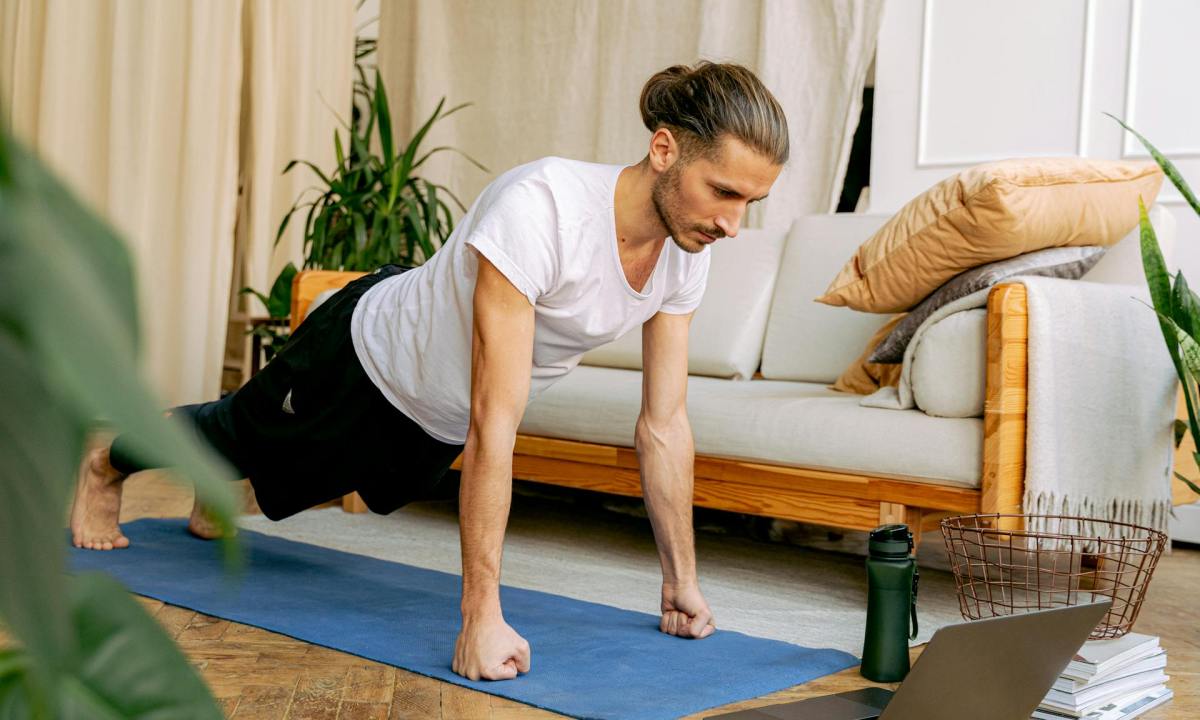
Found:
[71,61,788,682]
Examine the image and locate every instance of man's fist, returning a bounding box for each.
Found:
[453,615,532,681]
[660,581,716,639]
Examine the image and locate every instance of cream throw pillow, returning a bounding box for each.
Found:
[817,158,1163,313]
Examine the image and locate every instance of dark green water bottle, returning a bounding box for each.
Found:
[860,524,919,682]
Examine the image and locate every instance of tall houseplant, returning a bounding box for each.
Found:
[245,61,485,361]
[0,127,241,716]
[1111,113,1200,495]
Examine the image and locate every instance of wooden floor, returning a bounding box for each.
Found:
[77,472,1200,718]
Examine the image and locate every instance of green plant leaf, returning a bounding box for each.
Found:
[0,129,238,717]
[373,69,393,162]
[1108,113,1200,217]
[56,574,224,719]
[428,182,468,213]
[412,145,490,174]
[238,287,270,312]
[1175,418,1189,448]
[400,98,446,184]
[0,648,37,718]
[1156,311,1200,380]
[266,263,298,319]
[1169,272,1200,431]
[1139,199,1183,375]
[1,136,242,537]
[0,330,78,706]
[1177,470,1200,496]
[1171,271,1200,340]
[423,181,438,241]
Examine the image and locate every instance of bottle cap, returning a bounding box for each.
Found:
[869,524,913,558]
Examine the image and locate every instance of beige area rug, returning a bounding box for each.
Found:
[239,486,966,656]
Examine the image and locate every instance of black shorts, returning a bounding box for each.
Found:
[110,265,465,520]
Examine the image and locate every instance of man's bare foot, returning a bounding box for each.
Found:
[187,499,234,540]
[70,444,129,550]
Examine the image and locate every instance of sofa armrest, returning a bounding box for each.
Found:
[290,270,368,332]
[981,282,1027,529]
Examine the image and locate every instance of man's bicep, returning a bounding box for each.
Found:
[640,311,692,424]
[470,255,535,436]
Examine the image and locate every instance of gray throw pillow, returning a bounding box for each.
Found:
[868,246,1107,364]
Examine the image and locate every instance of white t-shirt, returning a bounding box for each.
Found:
[350,156,711,444]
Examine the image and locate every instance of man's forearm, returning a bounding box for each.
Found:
[458,430,515,619]
[635,413,697,585]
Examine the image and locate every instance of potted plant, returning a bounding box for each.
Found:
[1111,113,1200,495]
[244,55,486,364]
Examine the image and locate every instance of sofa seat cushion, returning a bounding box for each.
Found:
[519,365,983,488]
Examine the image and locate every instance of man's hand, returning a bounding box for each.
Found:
[660,581,716,639]
[453,614,532,681]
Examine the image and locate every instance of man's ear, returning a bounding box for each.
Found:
[648,128,679,173]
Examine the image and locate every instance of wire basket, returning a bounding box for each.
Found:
[940,514,1167,639]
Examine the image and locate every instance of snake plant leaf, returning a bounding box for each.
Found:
[1157,312,1200,386]
[1109,113,1200,217]
[1139,199,1182,373]
[1169,272,1200,412]
[1178,470,1200,496]
[55,574,223,720]
[1171,271,1200,343]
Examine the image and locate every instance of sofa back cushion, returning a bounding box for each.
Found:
[580,226,788,379]
[760,214,893,383]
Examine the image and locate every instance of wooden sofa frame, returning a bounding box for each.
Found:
[291,272,1198,545]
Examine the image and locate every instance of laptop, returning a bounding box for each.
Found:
[708,600,1112,720]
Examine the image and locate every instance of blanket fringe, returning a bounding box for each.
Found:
[1021,490,1170,552]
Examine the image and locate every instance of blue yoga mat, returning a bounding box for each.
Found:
[69,518,858,719]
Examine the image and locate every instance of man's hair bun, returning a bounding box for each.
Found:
[637,61,788,165]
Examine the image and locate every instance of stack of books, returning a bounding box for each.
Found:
[1033,632,1172,719]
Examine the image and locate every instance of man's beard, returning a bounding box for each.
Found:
[651,164,720,254]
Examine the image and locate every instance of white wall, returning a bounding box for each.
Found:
[870,0,1200,275]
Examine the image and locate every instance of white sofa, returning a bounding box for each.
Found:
[509,207,1178,540]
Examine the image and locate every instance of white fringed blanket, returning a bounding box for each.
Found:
[863,276,1177,534]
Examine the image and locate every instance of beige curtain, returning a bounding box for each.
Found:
[1,0,354,405]
[2,0,243,406]
[378,0,884,229]
[237,1,354,312]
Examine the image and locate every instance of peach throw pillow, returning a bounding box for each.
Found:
[817,158,1163,313]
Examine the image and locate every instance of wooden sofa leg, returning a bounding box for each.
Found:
[342,492,368,513]
[879,502,923,547]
